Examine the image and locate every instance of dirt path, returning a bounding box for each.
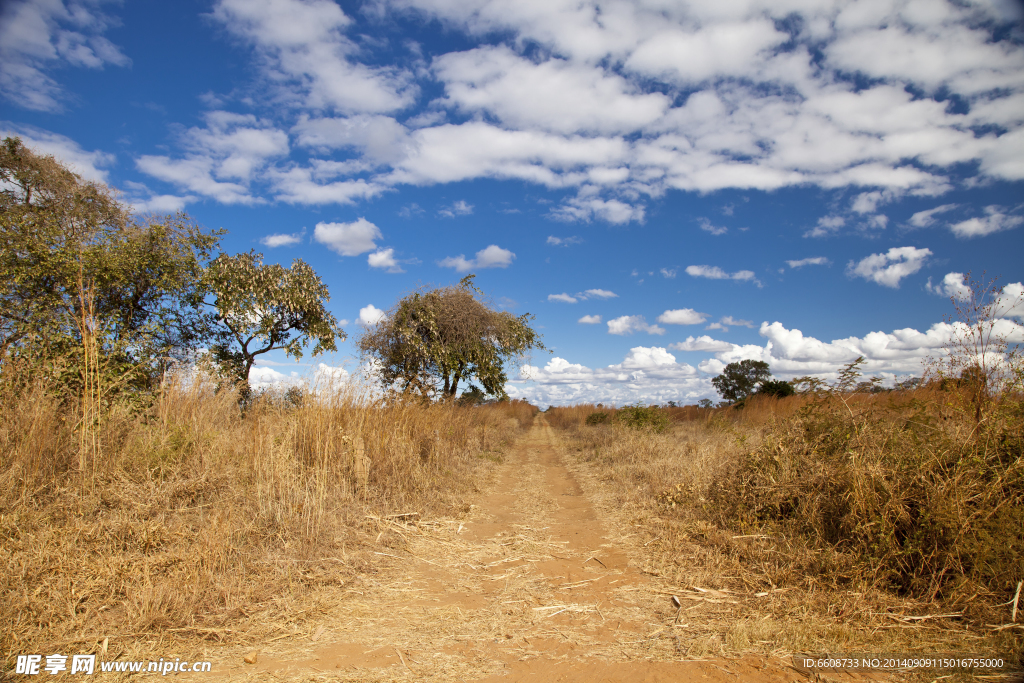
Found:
[207,417,814,682]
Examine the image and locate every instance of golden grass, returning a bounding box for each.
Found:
[0,369,536,667]
[546,391,1024,669]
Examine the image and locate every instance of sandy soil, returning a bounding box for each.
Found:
[193,416,884,682]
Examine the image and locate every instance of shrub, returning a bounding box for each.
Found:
[585,411,611,425]
[616,404,670,432]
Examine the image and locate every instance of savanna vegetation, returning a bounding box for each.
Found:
[547,280,1023,667]
[0,138,540,664]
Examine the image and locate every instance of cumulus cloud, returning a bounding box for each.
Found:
[583,288,616,299]
[804,215,846,238]
[548,293,577,303]
[657,308,706,325]
[547,235,583,246]
[439,244,515,272]
[261,229,305,247]
[926,272,971,301]
[547,288,615,304]
[607,315,665,336]
[0,0,130,112]
[367,248,404,273]
[358,304,386,326]
[669,335,734,352]
[786,256,830,268]
[949,206,1023,238]
[578,314,602,324]
[314,218,382,256]
[846,246,932,288]
[508,302,1024,407]
[510,347,703,407]
[660,268,677,279]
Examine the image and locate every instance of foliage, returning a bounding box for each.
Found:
[585,411,610,425]
[756,379,795,397]
[616,404,670,432]
[359,275,544,400]
[0,136,221,391]
[696,398,714,409]
[711,359,771,402]
[204,251,345,387]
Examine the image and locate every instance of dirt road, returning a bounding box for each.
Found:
[209,417,811,682]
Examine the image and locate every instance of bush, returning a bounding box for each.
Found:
[616,404,670,433]
[757,379,795,397]
[585,411,611,425]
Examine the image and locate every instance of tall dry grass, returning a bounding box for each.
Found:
[547,389,1023,663]
[0,367,536,663]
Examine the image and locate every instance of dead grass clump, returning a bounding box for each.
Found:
[550,388,1022,665]
[0,367,535,664]
[710,387,1024,609]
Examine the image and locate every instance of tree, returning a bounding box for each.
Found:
[359,275,543,400]
[757,379,795,397]
[711,359,771,402]
[204,251,344,388]
[0,137,220,382]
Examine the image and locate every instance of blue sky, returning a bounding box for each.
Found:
[2,0,1023,406]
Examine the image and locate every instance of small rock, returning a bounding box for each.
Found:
[243,652,258,665]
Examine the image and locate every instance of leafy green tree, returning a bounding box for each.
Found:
[711,359,771,402]
[204,251,345,387]
[359,275,543,400]
[0,137,220,383]
[757,379,795,397]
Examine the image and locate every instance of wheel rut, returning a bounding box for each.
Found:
[206,416,808,682]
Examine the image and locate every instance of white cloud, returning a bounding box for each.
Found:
[548,293,578,303]
[292,114,408,163]
[578,314,602,324]
[211,0,415,114]
[2,124,114,182]
[805,215,846,238]
[657,308,706,325]
[582,288,617,299]
[439,244,515,272]
[0,0,130,112]
[136,112,290,205]
[846,246,932,288]
[607,315,665,336]
[438,199,473,217]
[686,265,759,285]
[508,306,1024,407]
[367,248,404,273]
[697,217,728,235]
[433,45,670,135]
[314,218,382,256]
[261,229,305,248]
[926,272,971,301]
[786,256,830,268]
[660,268,677,279]
[669,335,734,352]
[551,193,645,224]
[547,235,583,246]
[358,304,386,326]
[949,206,1023,238]
[908,203,958,228]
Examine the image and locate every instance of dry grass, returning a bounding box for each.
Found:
[546,392,1024,671]
[0,368,536,668]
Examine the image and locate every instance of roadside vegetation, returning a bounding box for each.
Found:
[547,280,1023,667]
[0,137,540,665]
